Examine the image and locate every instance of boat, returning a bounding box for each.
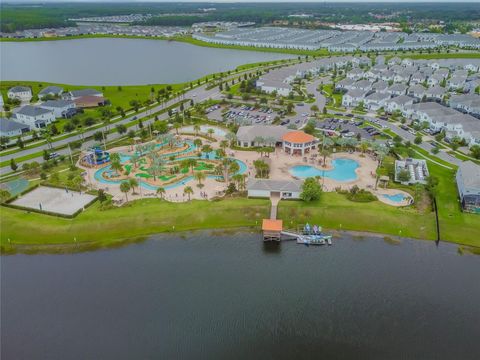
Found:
[297,234,332,245]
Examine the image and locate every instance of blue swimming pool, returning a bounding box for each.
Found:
[289,158,359,182]
[382,193,406,203]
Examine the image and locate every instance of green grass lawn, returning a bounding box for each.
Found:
[399,52,480,60]
[0,80,185,110]
[426,161,479,247]
[278,192,436,241]
[0,197,270,249]
[2,181,478,253]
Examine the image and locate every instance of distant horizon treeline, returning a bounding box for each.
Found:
[1,2,479,33]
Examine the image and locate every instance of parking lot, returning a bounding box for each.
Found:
[315,117,383,140]
[220,104,278,126]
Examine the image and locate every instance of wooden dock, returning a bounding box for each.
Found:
[262,192,282,241]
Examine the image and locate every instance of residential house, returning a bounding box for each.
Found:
[40,100,76,117]
[0,118,30,137]
[427,73,444,87]
[7,86,32,102]
[38,86,64,99]
[342,89,367,107]
[425,86,446,101]
[14,105,55,129]
[387,57,401,66]
[336,78,355,91]
[387,83,407,96]
[364,92,391,111]
[408,84,427,99]
[393,71,411,84]
[384,95,415,113]
[449,94,480,117]
[351,79,373,91]
[371,80,389,93]
[346,68,364,80]
[401,58,414,67]
[447,75,467,91]
[456,161,480,213]
[410,72,428,85]
[380,70,395,82]
[408,102,480,147]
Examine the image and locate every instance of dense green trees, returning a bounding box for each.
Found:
[300,177,322,202]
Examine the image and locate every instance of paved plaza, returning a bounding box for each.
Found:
[11,186,96,216]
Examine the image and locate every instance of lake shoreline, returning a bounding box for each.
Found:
[2,224,477,256]
[2,34,480,60]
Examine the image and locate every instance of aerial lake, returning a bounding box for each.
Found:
[2,231,479,359]
[0,38,294,85]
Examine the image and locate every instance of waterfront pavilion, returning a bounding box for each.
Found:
[282,131,317,156]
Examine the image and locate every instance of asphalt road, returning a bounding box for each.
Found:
[361,113,463,167]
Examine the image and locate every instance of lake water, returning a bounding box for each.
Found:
[2,231,479,359]
[0,38,294,85]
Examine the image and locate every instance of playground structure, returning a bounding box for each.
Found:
[80,147,111,168]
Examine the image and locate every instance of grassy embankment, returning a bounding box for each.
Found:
[0,34,331,57]
[3,34,480,61]
[2,166,479,253]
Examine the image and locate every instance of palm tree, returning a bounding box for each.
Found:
[225,132,237,147]
[183,186,193,201]
[215,148,226,159]
[156,187,166,199]
[110,161,123,176]
[321,136,334,151]
[129,178,139,194]
[130,153,140,169]
[229,160,240,176]
[220,140,229,151]
[194,171,206,186]
[207,128,214,138]
[193,138,203,149]
[174,122,181,135]
[188,158,197,174]
[120,181,131,202]
[221,158,235,183]
[232,174,244,190]
[336,137,346,152]
[360,141,370,154]
[193,124,201,136]
[320,148,330,166]
[110,152,121,163]
[201,144,213,154]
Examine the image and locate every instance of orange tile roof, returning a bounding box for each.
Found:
[262,219,283,232]
[282,131,316,144]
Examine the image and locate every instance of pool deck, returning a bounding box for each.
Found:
[80,132,383,204]
[255,150,378,192]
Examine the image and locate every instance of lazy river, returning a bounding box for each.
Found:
[290,158,359,182]
[94,141,247,190]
